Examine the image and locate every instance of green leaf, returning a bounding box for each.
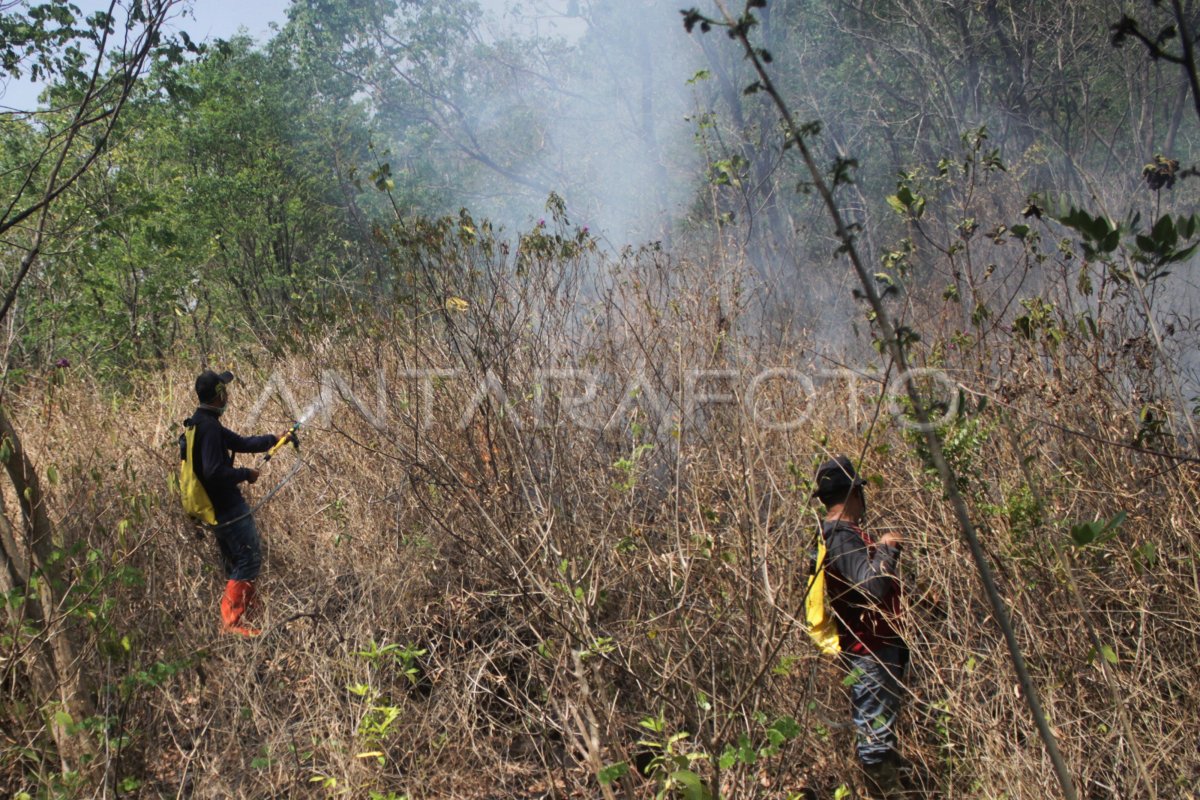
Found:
[737,734,755,765]
[1099,228,1120,253]
[639,715,665,733]
[1151,214,1176,247]
[769,716,801,741]
[1166,243,1198,264]
[370,163,394,192]
[598,761,629,784]
[670,770,712,800]
[1068,511,1126,548]
[1069,521,1102,546]
[1057,207,1110,243]
[1182,214,1197,238]
[1100,645,1118,665]
[1132,541,1157,572]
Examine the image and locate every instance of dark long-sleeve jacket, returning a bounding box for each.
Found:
[822,519,904,654]
[184,407,275,520]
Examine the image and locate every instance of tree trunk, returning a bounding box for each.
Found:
[0,403,94,770]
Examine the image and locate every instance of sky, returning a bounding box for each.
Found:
[0,0,293,110]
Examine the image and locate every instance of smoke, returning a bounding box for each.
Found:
[351,1,1200,376]
[381,0,710,246]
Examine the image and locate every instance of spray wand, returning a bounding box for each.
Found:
[260,421,301,467]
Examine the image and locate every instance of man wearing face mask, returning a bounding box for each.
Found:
[183,370,293,636]
[812,455,908,795]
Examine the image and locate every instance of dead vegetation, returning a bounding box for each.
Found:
[2,206,1199,799]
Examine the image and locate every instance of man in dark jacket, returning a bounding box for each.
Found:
[185,370,291,636]
[813,455,908,794]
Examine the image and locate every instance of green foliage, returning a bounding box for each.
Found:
[1053,206,1122,258]
[553,558,588,604]
[120,657,194,694]
[579,636,616,660]
[598,760,630,784]
[14,34,377,373]
[1134,405,1171,449]
[1131,540,1157,574]
[346,639,428,756]
[3,540,147,681]
[992,483,1043,543]
[1067,512,1126,549]
[355,640,427,685]
[347,682,402,744]
[1012,297,1064,346]
[627,709,801,798]
[709,155,749,187]
[1053,203,1200,286]
[899,393,991,498]
[637,713,711,800]
[1132,213,1199,271]
[612,442,654,492]
[717,716,801,769]
[886,185,925,219]
[1087,643,1119,667]
[0,1,116,84]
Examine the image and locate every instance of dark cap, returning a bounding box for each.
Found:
[812,455,866,499]
[195,370,234,402]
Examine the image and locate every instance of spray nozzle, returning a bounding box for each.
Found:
[263,421,301,463]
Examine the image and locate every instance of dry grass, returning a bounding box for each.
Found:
[2,224,1199,800]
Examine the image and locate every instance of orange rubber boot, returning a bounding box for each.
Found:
[220,579,261,637]
[243,580,259,620]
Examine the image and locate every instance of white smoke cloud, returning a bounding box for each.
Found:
[424,0,709,246]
